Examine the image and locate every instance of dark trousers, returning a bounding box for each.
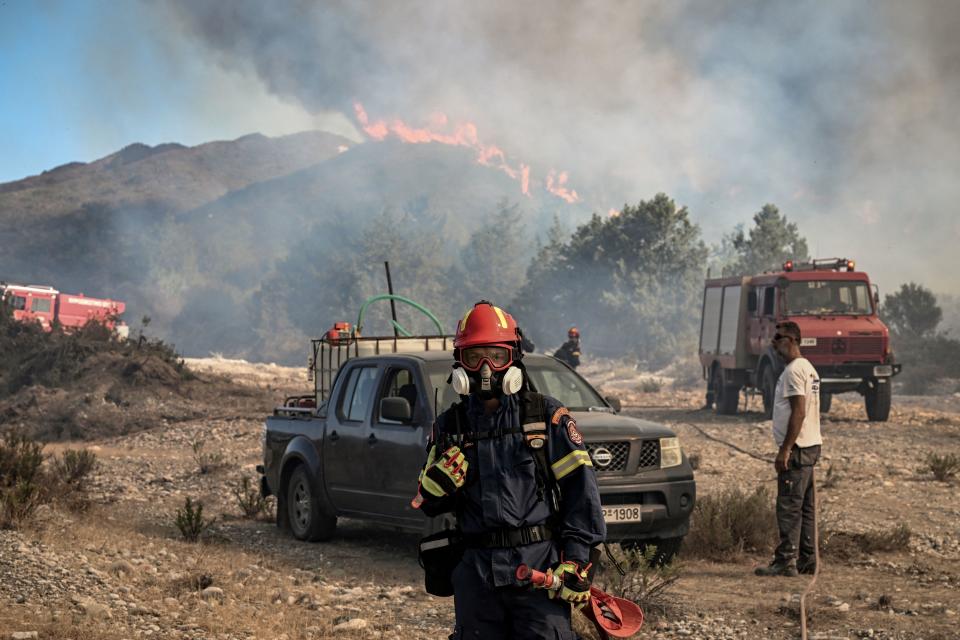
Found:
[775,445,821,566]
[450,562,575,640]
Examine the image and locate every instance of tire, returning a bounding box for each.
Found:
[760,365,777,419]
[622,536,683,567]
[820,392,832,414]
[713,367,740,415]
[865,379,891,422]
[286,465,337,541]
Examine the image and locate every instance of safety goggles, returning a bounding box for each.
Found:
[459,345,513,371]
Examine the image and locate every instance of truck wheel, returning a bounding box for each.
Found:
[760,366,777,419]
[865,379,891,422]
[820,392,832,414]
[623,536,683,566]
[286,466,337,542]
[712,368,740,415]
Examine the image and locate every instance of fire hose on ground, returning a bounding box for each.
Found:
[516,564,644,639]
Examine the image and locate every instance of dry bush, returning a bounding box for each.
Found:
[596,543,681,617]
[822,523,911,561]
[51,448,99,511]
[683,486,777,560]
[190,437,226,475]
[662,354,704,390]
[922,452,960,482]
[232,475,270,519]
[175,497,215,542]
[638,377,664,393]
[0,429,48,528]
[687,453,701,471]
[819,462,843,489]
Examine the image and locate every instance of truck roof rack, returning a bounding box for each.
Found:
[310,334,455,404]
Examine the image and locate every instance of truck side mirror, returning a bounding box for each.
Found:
[747,291,758,313]
[380,397,412,422]
[605,395,622,412]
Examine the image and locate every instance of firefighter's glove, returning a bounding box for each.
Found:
[419,445,468,498]
[548,560,591,609]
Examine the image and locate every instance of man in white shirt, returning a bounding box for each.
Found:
[755,321,822,577]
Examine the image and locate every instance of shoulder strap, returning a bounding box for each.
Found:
[519,391,560,514]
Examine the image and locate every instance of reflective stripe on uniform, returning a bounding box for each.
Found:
[551,449,593,480]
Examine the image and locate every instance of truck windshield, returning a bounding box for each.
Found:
[425,358,608,412]
[784,280,873,316]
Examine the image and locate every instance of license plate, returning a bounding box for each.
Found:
[801,338,817,346]
[602,505,642,523]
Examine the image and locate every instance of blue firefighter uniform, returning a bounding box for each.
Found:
[421,392,606,639]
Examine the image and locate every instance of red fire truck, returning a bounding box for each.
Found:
[698,258,901,421]
[1,282,129,338]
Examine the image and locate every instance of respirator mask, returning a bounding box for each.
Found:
[450,345,523,397]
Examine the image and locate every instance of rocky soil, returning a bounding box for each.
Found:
[1,356,958,639]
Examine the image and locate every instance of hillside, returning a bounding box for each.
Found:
[0,131,354,227]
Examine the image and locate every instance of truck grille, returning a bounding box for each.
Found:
[638,440,660,470]
[802,337,883,357]
[586,442,629,472]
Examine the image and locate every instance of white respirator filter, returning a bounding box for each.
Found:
[450,367,471,395]
[501,366,523,396]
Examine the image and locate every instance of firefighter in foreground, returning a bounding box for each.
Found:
[414,301,606,639]
[553,326,581,369]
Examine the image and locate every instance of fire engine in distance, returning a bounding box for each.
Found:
[1,281,128,338]
[699,258,901,421]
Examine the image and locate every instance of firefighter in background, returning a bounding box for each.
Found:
[414,301,606,639]
[553,326,581,369]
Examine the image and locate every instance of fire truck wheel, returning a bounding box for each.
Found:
[820,392,832,414]
[712,367,740,415]
[286,465,337,542]
[865,379,891,422]
[760,366,777,419]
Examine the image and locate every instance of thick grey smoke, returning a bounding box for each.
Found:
[157,0,960,294]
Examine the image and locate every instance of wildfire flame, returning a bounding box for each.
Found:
[354,102,578,202]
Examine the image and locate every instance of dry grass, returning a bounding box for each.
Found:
[922,452,960,482]
[822,523,912,561]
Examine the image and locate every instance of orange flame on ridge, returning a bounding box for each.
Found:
[353,102,579,202]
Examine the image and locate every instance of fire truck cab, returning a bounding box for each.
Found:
[699,258,901,422]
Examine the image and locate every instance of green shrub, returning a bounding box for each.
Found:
[175,497,214,542]
[683,486,777,560]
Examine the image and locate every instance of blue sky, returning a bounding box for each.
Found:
[0,0,355,183]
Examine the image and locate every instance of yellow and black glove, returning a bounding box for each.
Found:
[419,445,468,498]
[548,560,592,609]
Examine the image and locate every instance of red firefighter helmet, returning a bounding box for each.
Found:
[454,300,522,363]
[568,326,580,339]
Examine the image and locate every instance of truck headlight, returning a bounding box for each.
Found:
[660,437,682,469]
[873,365,893,377]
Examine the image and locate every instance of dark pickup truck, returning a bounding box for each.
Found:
[259,337,696,560]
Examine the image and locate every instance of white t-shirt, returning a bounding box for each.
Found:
[772,357,822,448]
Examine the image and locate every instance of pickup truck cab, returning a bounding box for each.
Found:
[260,339,696,560]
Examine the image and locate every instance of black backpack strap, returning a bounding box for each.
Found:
[518,392,560,514]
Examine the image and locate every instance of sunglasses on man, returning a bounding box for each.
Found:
[772,333,795,343]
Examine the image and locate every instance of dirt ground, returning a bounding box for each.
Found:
[1,356,958,640]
